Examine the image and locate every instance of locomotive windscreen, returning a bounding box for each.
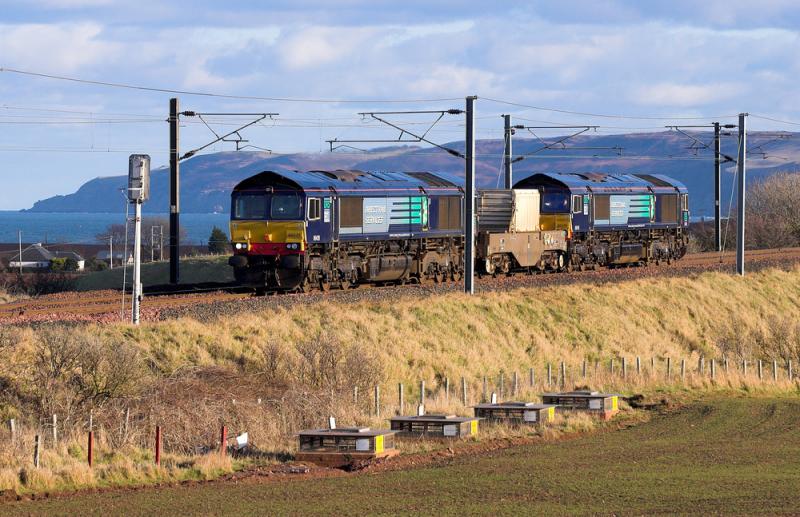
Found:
[540,192,570,213]
[270,193,302,220]
[233,193,268,219]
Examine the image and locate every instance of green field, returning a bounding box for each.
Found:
[75,255,232,291]
[5,396,799,516]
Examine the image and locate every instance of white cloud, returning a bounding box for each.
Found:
[632,82,744,107]
[0,22,118,73]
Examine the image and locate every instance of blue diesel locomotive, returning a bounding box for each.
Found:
[513,172,688,270]
[228,169,465,291]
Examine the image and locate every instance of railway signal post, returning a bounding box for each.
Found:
[128,154,151,325]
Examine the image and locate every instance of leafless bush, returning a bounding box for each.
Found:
[716,314,800,363]
[746,172,800,249]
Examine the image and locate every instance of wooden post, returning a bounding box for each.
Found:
[87,431,93,467]
[789,360,793,381]
[499,372,505,400]
[445,377,450,402]
[420,380,425,406]
[610,358,615,376]
[34,434,40,468]
[582,360,587,379]
[9,419,15,444]
[651,356,656,373]
[666,357,672,381]
[374,385,380,417]
[219,425,227,457]
[547,363,552,387]
[512,371,518,396]
[398,383,404,414]
[711,359,716,381]
[743,359,748,377]
[758,360,763,381]
[680,359,686,381]
[88,409,93,433]
[52,414,57,445]
[529,367,535,387]
[724,357,729,374]
[559,362,566,388]
[699,357,704,375]
[636,356,641,375]
[482,376,487,402]
[155,425,161,466]
[353,385,359,405]
[461,377,468,406]
[622,357,627,379]
[773,359,778,382]
[124,407,130,442]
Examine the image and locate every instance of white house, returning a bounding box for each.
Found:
[9,244,85,271]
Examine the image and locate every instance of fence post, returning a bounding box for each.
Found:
[743,359,748,377]
[789,360,794,381]
[499,372,505,400]
[353,385,359,405]
[724,357,729,374]
[773,360,778,382]
[482,376,487,402]
[52,414,57,445]
[420,380,425,406]
[758,360,763,381]
[34,434,40,468]
[680,359,686,381]
[88,409,93,433]
[87,430,93,467]
[513,371,519,396]
[610,358,615,376]
[622,357,627,380]
[155,425,162,465]
[374,385,380,417]
[560,362,566,388]
[445,377,450,402]
[219,425,227,457]
[547,363,552,387]
[666,357,672,381]
[651,356,656,373]
[398,383,404,414]
[699,357,704,376]
[461,377,468,406]
[711,359,716,381]
[529,367,535,387]
[9,419,15,444]
[124,407,130,442]
[582,360,587,379]
[636,356,641,376]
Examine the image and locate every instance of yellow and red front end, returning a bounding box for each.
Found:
[228,190,307,290]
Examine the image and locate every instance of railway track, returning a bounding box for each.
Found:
[2,247,799,325]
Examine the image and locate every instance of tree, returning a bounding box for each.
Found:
[745,172,800,249]
[63,257,79,272]
[208,226,229,255]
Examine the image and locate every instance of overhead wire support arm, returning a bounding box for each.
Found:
[178,112,278,160]
[327,109,465,158]
[510,126,606,164]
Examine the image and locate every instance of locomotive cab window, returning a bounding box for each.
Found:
[270,193,302,220]
[572,195,584,214]
[541,192,570,213]
[233,193,268,220]
[307,198,321,221]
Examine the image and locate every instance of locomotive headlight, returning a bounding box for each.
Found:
[234,242,248,250]
[286,243,299,250]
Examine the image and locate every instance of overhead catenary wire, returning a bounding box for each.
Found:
[0,67,462,104]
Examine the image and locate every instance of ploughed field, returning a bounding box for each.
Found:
[5,397,799,516]
[3,247,800,324]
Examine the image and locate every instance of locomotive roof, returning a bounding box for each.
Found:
[233,169,463,193]
[514,172,687,193]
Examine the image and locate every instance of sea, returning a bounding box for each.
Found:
[0,211,230,245]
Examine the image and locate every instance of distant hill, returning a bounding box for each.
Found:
[26,131,800,217]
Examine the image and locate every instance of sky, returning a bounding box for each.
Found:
[1,0,800,209]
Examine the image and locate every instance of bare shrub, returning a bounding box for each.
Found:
[746,172,800,249]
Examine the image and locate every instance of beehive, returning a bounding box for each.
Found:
[540,390,619,419]
[472,402,556,424]
[389,414,479,438]
[296,427,399,467]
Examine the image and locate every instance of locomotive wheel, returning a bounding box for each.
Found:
[485,258,496,276]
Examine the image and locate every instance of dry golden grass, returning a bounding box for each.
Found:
[1,266,799,495]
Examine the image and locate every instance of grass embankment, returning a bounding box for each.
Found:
[2,266,799,495]
[74,255,231,291]
[4,396,799,516]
